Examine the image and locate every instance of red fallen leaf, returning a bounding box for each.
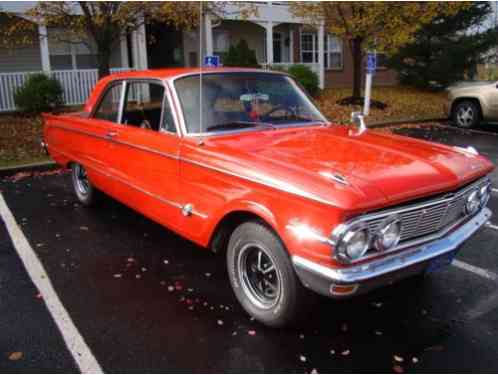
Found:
[393,365,404,373]
[186,299,193,305]
[8,352,23,361]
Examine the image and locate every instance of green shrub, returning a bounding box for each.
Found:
[222,40,259,68]
[14,73,63,114]
[287,64,319,97]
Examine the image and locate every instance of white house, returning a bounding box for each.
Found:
[0,1,397,112]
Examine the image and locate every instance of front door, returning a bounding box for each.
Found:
[108,79,183,229]
[273,32,282,63]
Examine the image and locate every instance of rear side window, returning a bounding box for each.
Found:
[122,82,165,132]
[93,83,123,123]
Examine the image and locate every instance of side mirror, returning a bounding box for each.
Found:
[350,112,367,136]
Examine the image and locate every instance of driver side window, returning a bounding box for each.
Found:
[122,81,165,132]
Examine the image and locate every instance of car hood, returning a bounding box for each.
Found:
[448,80,496,91]
[200,126,494,212]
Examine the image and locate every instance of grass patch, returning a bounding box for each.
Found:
[0,114,50,168]
[316,86,448,124]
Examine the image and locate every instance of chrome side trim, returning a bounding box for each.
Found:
[180,156,337,207]
[293,207,491,284]
[53,148,206,219]
[50,125,180,161]
[50,125,339,208]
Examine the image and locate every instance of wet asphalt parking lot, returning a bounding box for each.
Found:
[2,122,498,373]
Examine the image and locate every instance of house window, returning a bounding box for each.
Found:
[213,30,229,53]
[300,32,343,70]
[300,32,314,63]
[327,36,343,70]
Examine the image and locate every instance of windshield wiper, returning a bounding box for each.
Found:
[206,121,275,132]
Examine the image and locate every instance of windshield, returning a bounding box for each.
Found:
[174,72,327,134]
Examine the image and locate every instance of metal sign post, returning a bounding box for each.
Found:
[363,52,376,116]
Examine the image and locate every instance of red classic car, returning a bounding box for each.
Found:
[43,68,494,327]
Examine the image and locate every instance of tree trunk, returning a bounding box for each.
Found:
[351,37,363,99]
[96,46,111,79]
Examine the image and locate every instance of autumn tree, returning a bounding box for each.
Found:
[290,2,468,100]
[0,2,252,78]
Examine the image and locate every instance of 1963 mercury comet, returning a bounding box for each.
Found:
[43,68,494,327]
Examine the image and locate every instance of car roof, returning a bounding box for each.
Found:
[106,67,285,81]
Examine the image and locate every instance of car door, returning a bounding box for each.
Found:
[107,79,183,230]
[72,81,125,195]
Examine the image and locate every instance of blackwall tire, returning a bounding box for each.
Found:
[227,221,310,327]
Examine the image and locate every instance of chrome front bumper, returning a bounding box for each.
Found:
[292,208,492,298]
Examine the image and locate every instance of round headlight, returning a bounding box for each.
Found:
[374,216,402,251]
[333,222,370,262]
[479,183,491,207]
[465,189,481,215]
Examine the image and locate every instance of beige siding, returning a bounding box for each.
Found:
[0,45,42,72]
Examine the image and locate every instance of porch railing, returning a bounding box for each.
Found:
[0,67,132,113]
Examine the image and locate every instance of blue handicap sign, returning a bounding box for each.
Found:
[204,55,220,67]
[367,53,377,73]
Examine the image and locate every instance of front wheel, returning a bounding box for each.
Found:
[227,221,309,327]
[71,163,100,206]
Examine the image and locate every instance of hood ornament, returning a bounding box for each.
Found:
[319,171,349,185]
[350,112,367,136]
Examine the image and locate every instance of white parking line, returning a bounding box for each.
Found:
[452,259,498,282]
[0,194,103,374]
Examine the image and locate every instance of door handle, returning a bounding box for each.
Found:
[105,131,118,139]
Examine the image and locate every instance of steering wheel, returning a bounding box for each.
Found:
[260,104,296,121]
[140,120,152,130]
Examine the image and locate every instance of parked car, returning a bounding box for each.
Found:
[447,80,498,128]
[43,68,494,327]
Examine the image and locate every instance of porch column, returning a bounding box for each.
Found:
[38,24,51,73]
[205,12,214,56]
[317,22,325,89]
[120,34,129,69]
[266,21,273,65]
[137,23,148,70]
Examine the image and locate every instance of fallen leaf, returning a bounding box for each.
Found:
[299,355,307,362]
[79,226,89,231]
[163,260,169,265]
[248,330,256,336]
[341,350,350,356]
[394,355,404,363]
[393,365,404,373]
[412,357,419,364]
[217,320,224,326]
[8,352,23,361]
[311,369,319,374]
[341,323,348,332]
[167,286,175,292]
[330,349,335,355]
[375,330,383,336]
[113,274,122,278]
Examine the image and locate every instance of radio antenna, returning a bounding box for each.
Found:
[198,0,204,140]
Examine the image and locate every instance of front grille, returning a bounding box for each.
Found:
[365,176,489,244]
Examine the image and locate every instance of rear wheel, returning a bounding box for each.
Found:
[71,163,99,206]
[452,100,480,128]
[227,221,309,327]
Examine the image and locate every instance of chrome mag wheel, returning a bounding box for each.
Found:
[238,243,281,309]
[74,164,90,196]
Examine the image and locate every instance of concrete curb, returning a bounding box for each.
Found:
[367,117,448,129]
[0,160,58,178]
